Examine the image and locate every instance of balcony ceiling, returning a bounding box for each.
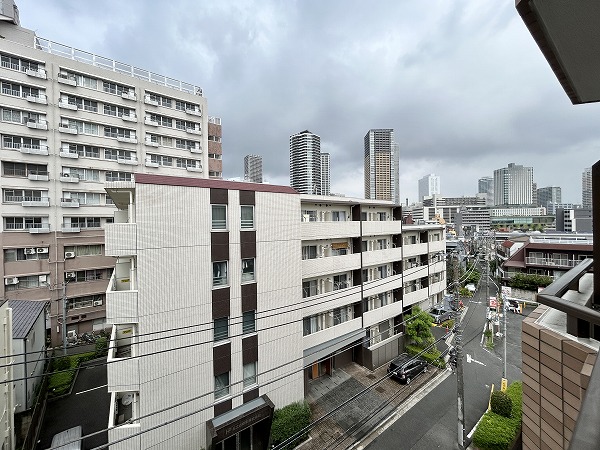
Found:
[517,0,600,104]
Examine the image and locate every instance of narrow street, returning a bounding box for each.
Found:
[364,282,527,450]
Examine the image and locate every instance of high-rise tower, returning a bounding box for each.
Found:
[582,167,593,209]
[289,130,321,194]
[320,153,330,196]
[244,154,263,183]
[364,129,399,203]
[493,163,534,206]
[418,174,440,201]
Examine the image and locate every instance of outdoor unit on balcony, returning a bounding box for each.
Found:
[64,252,75,259]
[93,300,103,307]
[4,277,18,285]
[24,248,36,255]
[37,247,49,254]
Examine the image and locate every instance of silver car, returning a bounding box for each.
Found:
[429,307,453,324]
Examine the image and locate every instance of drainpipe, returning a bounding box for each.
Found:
[23,337,28,410]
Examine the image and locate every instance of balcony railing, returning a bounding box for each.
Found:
[525,256,581,267]
[36,36,202,96]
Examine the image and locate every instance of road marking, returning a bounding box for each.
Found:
[466,354,486,366]
[76,384,107,395]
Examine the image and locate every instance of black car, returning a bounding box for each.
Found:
[387,353,428,384]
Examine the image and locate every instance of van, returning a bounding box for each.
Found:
[51,426,82,450]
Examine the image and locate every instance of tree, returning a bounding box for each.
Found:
[405,306,434,348]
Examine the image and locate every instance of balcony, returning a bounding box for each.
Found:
[58,124,78,134]
[61,224,80,233]
[363,273,403,297]
[186,166,202,173]
[363,300,404,328]
[143,95,158,106]
[60,174,79,183]
[185,107,201,116]
[107,325,140,392]
[108,393,140,450]
[121,92,137,101]
[106,266,138,323]
[362,247,402,267]
[302,253,361,279]
[403,286,430,307]
[105,223,137,257]
[301,220,360,240]
[28,224,50,234]
[26,119,48,130]
[27,171,49,181]
[58,99,78,110]
[190,145,202,154]
[22,198,50,207]
[59,151,79,159]
[117,135,137,144]
[25,68,47,79]
[402,242,429,258]
[362,220,401,236]
[19,144,49,156]
[186,127,201,135]
[302,317,362,352]
[57,73,77,86]
[144,138,158,147]
[144,160,159,168]
[121,113,137,123]
[144,117,158,126]
[26,94,47,104]
[116,157,137,166]
[60,198,80,208]
[525,256,580,268]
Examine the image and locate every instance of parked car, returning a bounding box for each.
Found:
[387,353,428,384]
[465,283,477,293]
[429,307,453,324]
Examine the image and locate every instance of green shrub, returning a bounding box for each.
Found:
[440,319,455,330]
[472,382,522,450]
[48,354,94,398]
[405,344,445,368]
[95,337,108,357]
[270,401,311,450]
[509,273,553,291]
[490,391,512,418]
[51,356,71,371]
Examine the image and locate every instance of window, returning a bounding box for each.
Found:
[66,143,100,158]
[242,258,255,282]
[148,154,172,166]
[301,210,317,222]
[4,248,49,261]
[377,265,388,279]
[404,235,417,245]
[75,73,98,89]
[64,245,102,257]
[214,372,230,399]
[333,306,352,326]
[63,191,102,205]
[67,294,103,309]
[67,269,108,283]
[333,274,348,290]
[302,280,317,298]
[378,212,387,221]
[241,206,254,229]
[242,310,256,334]
[214,317,229,341]
[105,171,133,182]
[4,274,49,291]
[62,167,100,182]
[332,211,346,221]
[211,205,227,230]
[302,245,317,260]
[64,217,101,229]
[243,362,257,388]
[4,217,45,231]
[377,239,387,250]
[213,261,228,287]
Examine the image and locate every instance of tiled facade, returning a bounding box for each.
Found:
[522,305,597,449]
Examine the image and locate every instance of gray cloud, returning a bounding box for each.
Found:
[18,0,599,203]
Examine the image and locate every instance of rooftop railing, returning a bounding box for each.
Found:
[35,37,203,97]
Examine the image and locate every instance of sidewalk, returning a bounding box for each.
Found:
[301,362,444,450]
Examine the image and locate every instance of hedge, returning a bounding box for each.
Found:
[270,401,311,449]
[472,381,522,450]
[48,352,96,397]
[405,344,445,369]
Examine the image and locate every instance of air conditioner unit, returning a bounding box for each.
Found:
[4,277,19,285]
[64,252,76,259]
[65,271,76,279]
[93,300,103,307]
[24,248,36,255]
[37,247,49,254]
[38,275,47,283]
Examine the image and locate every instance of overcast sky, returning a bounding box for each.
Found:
[18,1,599,204]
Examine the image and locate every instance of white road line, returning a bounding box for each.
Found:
[76,384,107,395]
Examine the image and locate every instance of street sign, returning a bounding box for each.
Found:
[489,297,498,308]
[501,378,508,392]
[501,286,512,297]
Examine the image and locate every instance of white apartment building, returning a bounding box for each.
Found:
[0,14,222,344]
[104,175,446,450]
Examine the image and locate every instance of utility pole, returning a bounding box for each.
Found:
[503,285,507,380]
[62,281,68,355]
[454,252,465,450]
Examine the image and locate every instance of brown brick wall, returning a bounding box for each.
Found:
[521,305,598,449]
[208,140,222,154]
[209,159,223,173]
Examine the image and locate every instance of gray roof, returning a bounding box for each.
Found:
[8,300,47,339]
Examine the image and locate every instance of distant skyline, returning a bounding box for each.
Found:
[17,1,599,203]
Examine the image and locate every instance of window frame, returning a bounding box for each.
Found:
[242,310,256,334]
[241,205,254,229]
[243,361,257,388]
[241,257,255,283]
[213,316,229,342]
[214,372,230,400]
[212,261,228,287]
[211,204,227,230]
